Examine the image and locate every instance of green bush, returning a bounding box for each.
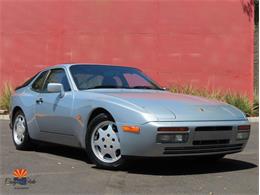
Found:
[170,85,259,117]
[223,92,252,116]
[252,94,259,116]
[0,82,13,112]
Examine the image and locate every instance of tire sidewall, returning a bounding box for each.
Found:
[86,113,124,169]
[12,110,30,150]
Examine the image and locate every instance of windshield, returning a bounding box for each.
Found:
[70,65,162,90]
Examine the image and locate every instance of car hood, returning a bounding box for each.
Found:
[92,89,246,121]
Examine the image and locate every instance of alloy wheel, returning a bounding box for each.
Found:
[91,121,121,163]
[13,115,26,145]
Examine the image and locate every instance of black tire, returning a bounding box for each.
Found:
[196,154,225,162]
[86,113,125,170]
[12,110,32,150]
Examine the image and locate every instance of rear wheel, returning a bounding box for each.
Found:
[12,110,32,150]
[86,113,125,169]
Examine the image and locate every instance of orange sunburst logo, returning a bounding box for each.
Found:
[13,169,28,178]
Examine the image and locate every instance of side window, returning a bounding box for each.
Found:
[31,71,49,92]
[43,69,71,92]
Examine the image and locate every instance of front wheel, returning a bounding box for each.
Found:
[12,110,32,150]
[86,113,125,169]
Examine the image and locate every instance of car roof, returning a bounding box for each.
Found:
[42,63,138,71]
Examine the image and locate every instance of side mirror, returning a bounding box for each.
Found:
[47,83,65,98]
[163,87,169,91]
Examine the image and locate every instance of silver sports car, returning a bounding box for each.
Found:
[10,64,250,169]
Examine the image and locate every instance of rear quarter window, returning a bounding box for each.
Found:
[15,73,39,91]
[31,71,49,92]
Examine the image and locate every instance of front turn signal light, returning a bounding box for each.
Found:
[122,126,140,133]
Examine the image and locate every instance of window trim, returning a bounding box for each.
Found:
[30,70,50,93]
[15,72,40,91]
[30,68,72,93]
[42,68,72,93]
[69,65,162,91]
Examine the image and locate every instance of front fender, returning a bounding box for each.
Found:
[10,88,41,139]
[71,92,157,148]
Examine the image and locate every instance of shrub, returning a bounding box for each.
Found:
[170,85,259,117]
[223,92,252,116]
[0,82,13,112]
[252,94,259,116]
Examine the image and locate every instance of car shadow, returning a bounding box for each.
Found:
[123,157,257,176]
[33,143,90,162]
[33,143,257,176]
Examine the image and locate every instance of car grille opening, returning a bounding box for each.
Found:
[195,126,233,131]
[163,144,243,155]
[193,139,230,145]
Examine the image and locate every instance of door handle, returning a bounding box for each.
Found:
[36,98,43,104]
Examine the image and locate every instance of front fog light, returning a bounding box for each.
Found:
[237,132,249,140]
[157,134,188,143]
[157,134,172,143]
[173,134,188,143]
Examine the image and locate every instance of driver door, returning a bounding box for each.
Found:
[35,68,74,136]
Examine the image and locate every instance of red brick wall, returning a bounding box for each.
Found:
[0,0,254,98]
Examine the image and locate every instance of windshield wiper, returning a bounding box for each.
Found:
[87,85,118,89]
[132,86,155,89]
[87,85,161,90]
[87,86,129,89]
[132,86,164,90]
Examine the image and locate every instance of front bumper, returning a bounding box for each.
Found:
[118,120,250,157]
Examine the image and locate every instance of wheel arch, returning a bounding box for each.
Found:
[11,106,24,125]
[87,107,115,127]
[81,107,115,149]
